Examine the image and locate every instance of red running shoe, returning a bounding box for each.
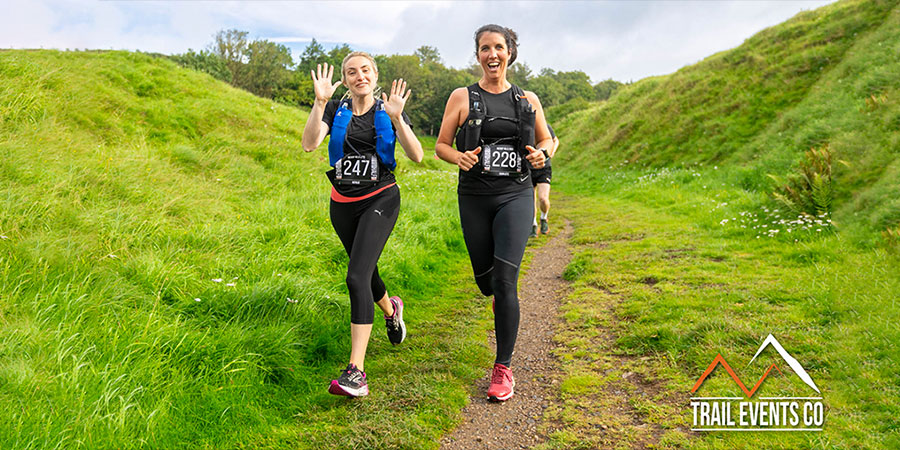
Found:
[487,363,515,402]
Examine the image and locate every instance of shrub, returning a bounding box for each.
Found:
[768,144,848,218]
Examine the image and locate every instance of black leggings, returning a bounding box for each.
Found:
[330,185,400,325]
[458,188,533,366]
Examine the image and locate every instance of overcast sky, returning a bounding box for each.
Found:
[3,0,836,83]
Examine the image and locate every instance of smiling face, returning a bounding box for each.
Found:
[477,31,510,82]
[342,55,378,97]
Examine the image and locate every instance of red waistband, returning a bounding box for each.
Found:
[330,182,397,203]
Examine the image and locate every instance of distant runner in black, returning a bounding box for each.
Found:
[301,52,424,398]
[435,24,553,402]
[529,124,560,237]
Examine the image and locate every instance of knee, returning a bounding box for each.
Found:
[475,272,494,297]
[538,192,550,206]
[491,261,519,299]
[346,272,368,295]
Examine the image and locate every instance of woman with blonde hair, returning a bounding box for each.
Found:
[302,52,423,397]
[435,25,552,402]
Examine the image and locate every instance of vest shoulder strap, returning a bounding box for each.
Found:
[511,84,536,151]
[462,84,485,151]
[373,98,397,171]
[327,100,354,166]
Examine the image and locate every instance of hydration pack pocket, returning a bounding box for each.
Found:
[335,154,380,185]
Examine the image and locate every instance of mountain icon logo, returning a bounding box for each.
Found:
[691,334,820,398]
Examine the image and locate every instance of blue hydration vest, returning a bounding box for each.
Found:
[328,99,397,171]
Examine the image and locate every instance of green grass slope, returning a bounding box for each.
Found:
[555,0,900,237]
[0,50,490,449]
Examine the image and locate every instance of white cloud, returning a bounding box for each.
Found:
[1,0,838,82]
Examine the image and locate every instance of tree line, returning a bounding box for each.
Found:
[170,29,624,134]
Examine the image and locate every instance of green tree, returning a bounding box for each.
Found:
[556,70,594,103]
[209,29,249,86]
[593,78,624,100]
[297,38,326,74]
[243,40,294,98]
[528,74,564,107]
[170,49,231,82]
[506,61,532,87]
[327,44,353,69]
[414,45,442,65]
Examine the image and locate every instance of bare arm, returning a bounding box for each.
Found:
[383,79,423,163]
[435,88,481,170]
[301,63,341,152]
[301,98,330,152]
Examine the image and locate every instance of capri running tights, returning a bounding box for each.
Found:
[330,185,400,325]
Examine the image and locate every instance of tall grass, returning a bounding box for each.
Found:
[1,50,490,449]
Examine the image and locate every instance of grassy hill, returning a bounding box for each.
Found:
[0,50,490,449]
[538,1,900,448]
[3,1,899,447]
[555,0,900,239]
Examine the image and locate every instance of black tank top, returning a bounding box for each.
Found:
[456,84,532,195]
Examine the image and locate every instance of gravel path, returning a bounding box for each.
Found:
[440,221,572,450]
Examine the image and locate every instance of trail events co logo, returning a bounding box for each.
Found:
[690,334,825,432]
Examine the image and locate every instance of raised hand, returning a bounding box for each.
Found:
[458,147,481,171]
[525,145,545,169]
[311,63,341,103]
[382,79,412,120]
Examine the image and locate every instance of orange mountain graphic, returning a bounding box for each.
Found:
[691,353,784,398]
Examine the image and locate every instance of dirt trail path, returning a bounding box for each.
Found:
[440,221,573,450]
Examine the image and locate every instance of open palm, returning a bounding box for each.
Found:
[311,63,341,102]
[382,79,411,120]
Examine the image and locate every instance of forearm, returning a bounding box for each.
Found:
[392,117,423,163]
[301,99,328,151]
[536,137,554,155]
[435,142,460,165]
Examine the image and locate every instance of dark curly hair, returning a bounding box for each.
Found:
[474,24,518,65]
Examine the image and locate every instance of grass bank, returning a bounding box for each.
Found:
[1,50,493,449]
[542,166,899,449]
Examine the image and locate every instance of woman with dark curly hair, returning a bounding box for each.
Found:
[435,24,553,402]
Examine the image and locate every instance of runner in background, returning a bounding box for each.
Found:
[301,53,424,398]
[530,124,559,237]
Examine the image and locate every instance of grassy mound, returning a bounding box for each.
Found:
[554,0,900,238]
[0,50,488,449]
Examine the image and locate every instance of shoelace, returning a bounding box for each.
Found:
[343,368,364,385]
[491,367,510,385]
[385,308,400,331]
[386,317,400,331]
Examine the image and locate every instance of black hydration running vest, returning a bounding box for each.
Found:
[455,83,536,195]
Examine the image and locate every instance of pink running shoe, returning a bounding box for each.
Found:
[328,363,369,397]
[384,296,406,345]
[487,363,515,402]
